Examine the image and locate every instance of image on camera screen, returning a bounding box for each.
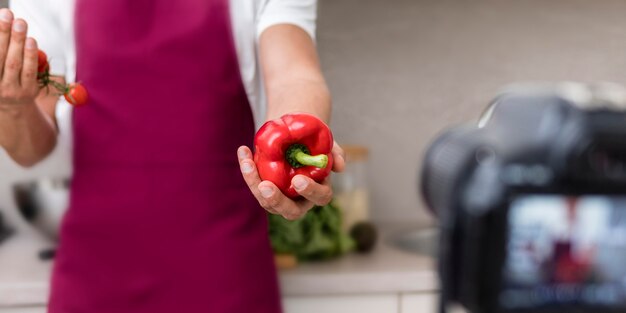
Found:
[501,195,626,310]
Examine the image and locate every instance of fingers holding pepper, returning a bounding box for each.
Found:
[239,145,311,218]
[238,145,278,215]
[258,174,333,219]
[238,144,333,220]
[331,141,346,173]
[257,180,311,220]
[291,175,333,206]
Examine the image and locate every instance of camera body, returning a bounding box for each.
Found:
[422,84,626,313]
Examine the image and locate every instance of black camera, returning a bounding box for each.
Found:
[421,84,626,313]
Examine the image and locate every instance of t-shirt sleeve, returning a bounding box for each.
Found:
[10,0,66,76]
[256,0,317,41]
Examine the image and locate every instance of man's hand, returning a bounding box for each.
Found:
[0,10,39,109]
[238,142,346,220]
[0,8,59,167]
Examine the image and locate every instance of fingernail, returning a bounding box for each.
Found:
[13,20,25,32]
[293,176,308,190]
[237,148,248,160]
[241,162,253,174]
[0,10,11,23]
[25,38,35,50]
[259,186,273,199]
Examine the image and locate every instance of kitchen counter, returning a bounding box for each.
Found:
[0,222,437,307]
[280,222,438,296]
[0,232,52,307]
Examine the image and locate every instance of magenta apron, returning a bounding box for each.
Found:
[48,0,282,312]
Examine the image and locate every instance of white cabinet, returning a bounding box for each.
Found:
[400,293,468,313]
[401,293,437,313]
[0,295,460,313]
[0,307,46,313]
[283,294,399,313]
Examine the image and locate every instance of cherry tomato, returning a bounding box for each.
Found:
[38,62,49,76]
[37,50,48,73]
[64,83,89,107]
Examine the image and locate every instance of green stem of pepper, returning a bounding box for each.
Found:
[286,144,328,169]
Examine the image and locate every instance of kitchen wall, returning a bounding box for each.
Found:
[1,0,626,230]
[319,0,626,223]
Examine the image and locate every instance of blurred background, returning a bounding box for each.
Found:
[322,0,626,223]
[1,0,626,312]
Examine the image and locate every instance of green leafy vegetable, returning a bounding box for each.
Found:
[268,202,355,261]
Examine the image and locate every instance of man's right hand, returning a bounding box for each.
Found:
[0,8,59,167]
[0,8,39,110]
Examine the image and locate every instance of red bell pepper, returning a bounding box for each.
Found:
[254,113,334,199]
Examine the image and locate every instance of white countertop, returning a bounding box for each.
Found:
[0,222,438,308]
[0,232,52,307]
[280,222,438,296]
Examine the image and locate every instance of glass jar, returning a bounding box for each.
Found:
[333,145,370,232]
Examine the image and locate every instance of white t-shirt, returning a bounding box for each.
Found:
[10,0,318,128]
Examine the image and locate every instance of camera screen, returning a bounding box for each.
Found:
[501,195,626,310]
